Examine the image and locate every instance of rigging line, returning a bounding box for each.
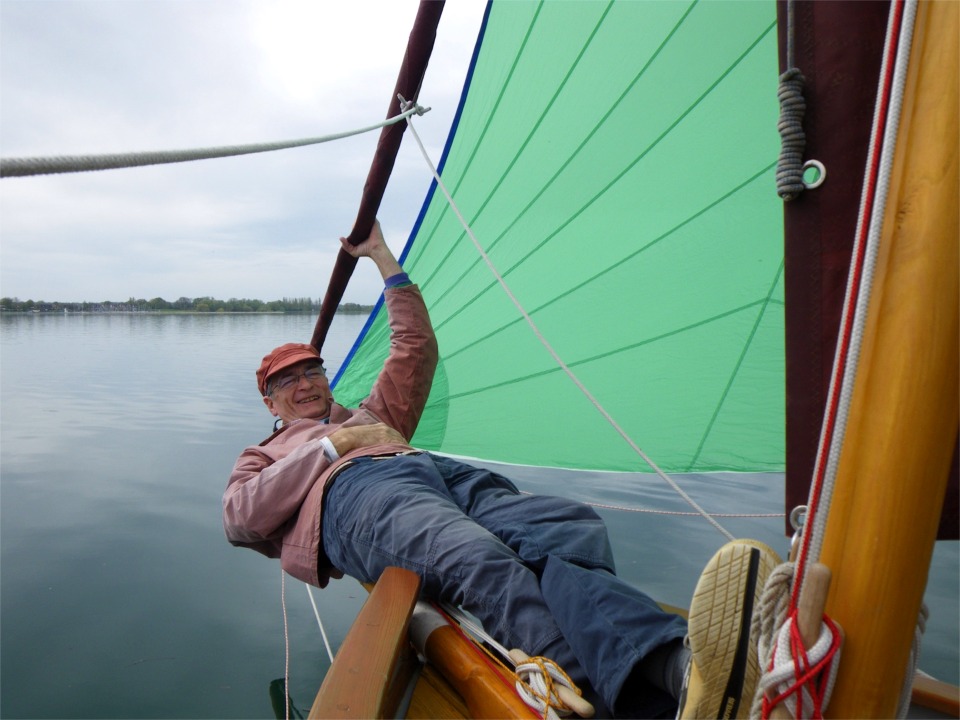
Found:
[281,569,291,720]
[440,602,512,659]
[516,489,782,518]
[0,105,429,178]
[599,507,782,519]
[785,0,797,70]
[305,584,336,663]
[404,106,735,542]
[775,0,807,201]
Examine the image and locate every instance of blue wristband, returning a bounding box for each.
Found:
[384,272,412,288]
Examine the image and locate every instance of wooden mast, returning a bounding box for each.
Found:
[818,1,958,716]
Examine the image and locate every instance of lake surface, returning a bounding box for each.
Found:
[1,312,956,718]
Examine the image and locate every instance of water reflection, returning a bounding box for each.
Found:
[1,312,957,720]
[2,312,368,719]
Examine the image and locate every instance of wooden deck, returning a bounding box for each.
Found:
[406,665,471,719]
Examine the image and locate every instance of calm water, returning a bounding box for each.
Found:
[1,313,957,719]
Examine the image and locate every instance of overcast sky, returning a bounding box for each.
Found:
[0,0,487,304]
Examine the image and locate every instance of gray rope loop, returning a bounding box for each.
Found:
[776,67,807,201]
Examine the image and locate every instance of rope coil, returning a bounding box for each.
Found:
[776,67,808,201]
[751,562,842,720]
[777,0,809,201]
[760,611,843,719]
[511,653,585,720]
[751,558,928,719]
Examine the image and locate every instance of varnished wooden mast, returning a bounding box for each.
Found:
[819,2,959,716]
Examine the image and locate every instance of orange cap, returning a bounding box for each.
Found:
[256,343,322,395]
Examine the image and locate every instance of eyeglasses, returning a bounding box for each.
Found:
[268,366,326,395]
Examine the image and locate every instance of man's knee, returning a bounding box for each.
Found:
[529,497,616,569]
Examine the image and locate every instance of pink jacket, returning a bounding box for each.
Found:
[222,285,438,587]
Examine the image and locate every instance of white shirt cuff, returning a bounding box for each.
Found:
[318,436,340,461]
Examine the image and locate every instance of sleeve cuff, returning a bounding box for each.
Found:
[318,436,340,461]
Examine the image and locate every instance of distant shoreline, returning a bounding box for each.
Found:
[0,309,373,315]
[0,297,374,314]
[0,308,374,316]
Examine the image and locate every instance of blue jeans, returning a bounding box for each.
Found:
[321,453,686,717]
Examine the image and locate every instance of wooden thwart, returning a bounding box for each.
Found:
[912,674,960,718]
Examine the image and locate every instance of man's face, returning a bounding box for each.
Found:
[262,359,333,423]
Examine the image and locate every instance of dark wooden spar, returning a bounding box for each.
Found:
[309,0,446,354]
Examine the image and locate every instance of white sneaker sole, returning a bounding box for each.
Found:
[683,540,780,719]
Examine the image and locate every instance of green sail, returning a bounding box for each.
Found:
[334,0,784,473]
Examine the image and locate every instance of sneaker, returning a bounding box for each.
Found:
[677,540,781,719]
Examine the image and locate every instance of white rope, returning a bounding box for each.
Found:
[896,603,929,718]
[439,602,512,658]
[0,104,430,178]
[753,562,796,706]
[281,568,291,720]
[305,584,336,663]
[401,97,734,543]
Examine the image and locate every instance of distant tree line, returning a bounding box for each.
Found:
[0,296,374,314]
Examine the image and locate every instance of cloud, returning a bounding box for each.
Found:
[0,0,486,303]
